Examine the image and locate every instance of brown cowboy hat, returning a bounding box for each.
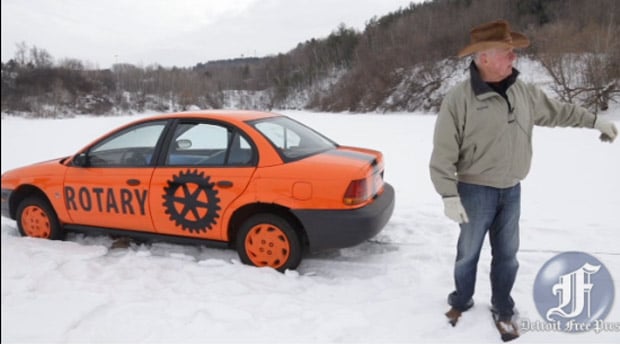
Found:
[457,20,530,57]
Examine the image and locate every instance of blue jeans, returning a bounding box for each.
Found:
[448,182,520,317]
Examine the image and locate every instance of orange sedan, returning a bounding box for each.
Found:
[1,111,395,271]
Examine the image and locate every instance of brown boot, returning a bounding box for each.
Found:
[445,307,462,327]
[492,312,520,342]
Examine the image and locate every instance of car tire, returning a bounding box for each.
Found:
[236,214,302,272]
[16,196,64,240]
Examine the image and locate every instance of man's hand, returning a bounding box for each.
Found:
[443,196,469,224]
[595,118,618,143]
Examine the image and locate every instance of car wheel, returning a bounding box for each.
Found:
[16,196,64,240]
[236,214,302,272]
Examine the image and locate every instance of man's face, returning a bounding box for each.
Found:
[479,47,516,81]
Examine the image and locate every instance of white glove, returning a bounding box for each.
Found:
[595,118,617,143]
[443,196,469,224]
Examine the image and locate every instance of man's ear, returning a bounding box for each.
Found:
[479,52,489,64]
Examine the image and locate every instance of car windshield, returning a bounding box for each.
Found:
[250,116,337,161]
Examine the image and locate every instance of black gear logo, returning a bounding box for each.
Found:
[162,169,221,233]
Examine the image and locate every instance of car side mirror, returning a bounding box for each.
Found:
[176,139,192,150]
[72,153,89,167]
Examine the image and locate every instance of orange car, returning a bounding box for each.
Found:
[1,111,394,271]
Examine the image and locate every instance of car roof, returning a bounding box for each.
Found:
[142,110,281,124]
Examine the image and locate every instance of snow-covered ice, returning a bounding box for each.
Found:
[2,105,619,343]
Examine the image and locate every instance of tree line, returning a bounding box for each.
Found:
[1,0,618,117]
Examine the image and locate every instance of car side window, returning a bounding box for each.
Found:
[252,116,336,161]
[165,122,255,167]
[255,122,302,149]
[88,121,166,167]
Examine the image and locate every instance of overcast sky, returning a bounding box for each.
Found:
[1,0,420,69]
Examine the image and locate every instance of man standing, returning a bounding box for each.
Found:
[429,20,617,341]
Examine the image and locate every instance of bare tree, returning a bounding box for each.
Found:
[536,9,620,113]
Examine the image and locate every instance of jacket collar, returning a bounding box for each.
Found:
[469,61,520,96]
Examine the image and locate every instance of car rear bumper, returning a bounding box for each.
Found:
[1,188,13,219]
[292,183,395,251]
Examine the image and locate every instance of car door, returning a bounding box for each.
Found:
[149,120,257,241]
[63,120,167,232]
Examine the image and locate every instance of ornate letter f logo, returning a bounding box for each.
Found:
[546,263,601,321]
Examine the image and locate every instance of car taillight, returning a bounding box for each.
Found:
[343,178,370,206]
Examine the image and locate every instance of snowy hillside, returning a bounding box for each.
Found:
[197,57,586,114]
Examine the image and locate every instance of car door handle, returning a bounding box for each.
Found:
[217,180,233,188]
[126,179,141,186]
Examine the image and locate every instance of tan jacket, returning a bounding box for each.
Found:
[430,63,597,197]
